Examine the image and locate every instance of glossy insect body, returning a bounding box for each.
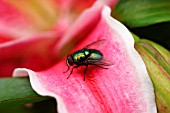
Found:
[64,39,113,81]
[72,48,103,65]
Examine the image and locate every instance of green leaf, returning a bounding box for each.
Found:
[0,77,50,108]
[113,0,170,27]
[0,99,56,113]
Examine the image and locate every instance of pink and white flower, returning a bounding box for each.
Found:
[0,0,157,113]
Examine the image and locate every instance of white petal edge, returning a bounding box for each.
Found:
[13,68,68,113]
[102,6,157,113]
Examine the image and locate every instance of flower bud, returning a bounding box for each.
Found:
[135,37,170,113]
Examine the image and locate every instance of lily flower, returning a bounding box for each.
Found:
[0,0,95,77]
[13,1,157,113]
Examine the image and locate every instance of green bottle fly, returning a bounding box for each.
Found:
[64,39,113,81]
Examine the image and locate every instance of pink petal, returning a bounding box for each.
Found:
[0,32,61,77]
[54,0,95,11]
[0,0,96,41]
[14,5,156,113]
[103,0,118,8]
[0,0,36,39]
[0,0,97,77]
[55,1,103,55]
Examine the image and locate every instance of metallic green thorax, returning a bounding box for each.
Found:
[72,48,103,65]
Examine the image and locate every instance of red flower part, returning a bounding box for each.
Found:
[0,0,96,77]
[0,32,59,77]
[13,4,157,113]
[0,0,35,41]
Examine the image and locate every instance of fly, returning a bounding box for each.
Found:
[64,39,113,81]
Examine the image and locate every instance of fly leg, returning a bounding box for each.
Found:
[67,65,79,79]
[83,65,88,81]
[63,66,70,73]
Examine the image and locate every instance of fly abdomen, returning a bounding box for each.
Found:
[88,49,103,61]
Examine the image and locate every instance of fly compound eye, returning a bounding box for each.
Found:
[66,55,74,66]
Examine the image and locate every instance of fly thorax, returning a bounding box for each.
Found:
[84,49,90,56]
[73,52,85,62]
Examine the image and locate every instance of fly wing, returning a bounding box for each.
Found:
[85,39,106,49]
[87,57,114,66]
[96,57,114,66]
[85,39,114,66]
